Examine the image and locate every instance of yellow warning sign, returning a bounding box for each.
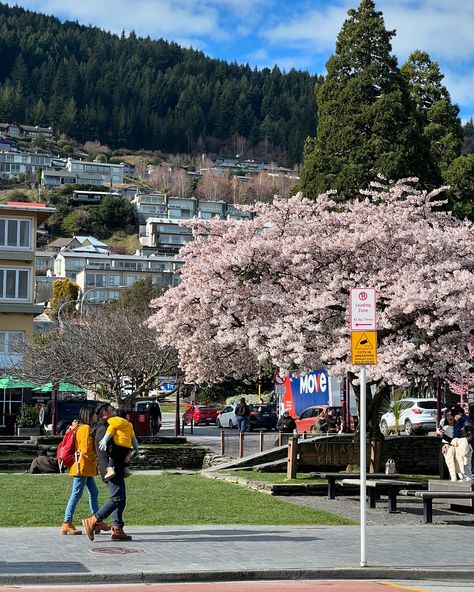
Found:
[351,331,377,365]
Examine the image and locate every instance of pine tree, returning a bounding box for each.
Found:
[401,50,463,172]
[299,0,439,200]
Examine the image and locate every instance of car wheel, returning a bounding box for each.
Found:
[380,420,389,436]
[38,405,51,426]
[229,419,234,429]
[216,418,222,428]
[405,419,414,435]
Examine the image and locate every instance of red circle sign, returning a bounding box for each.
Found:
[358,291,368,301]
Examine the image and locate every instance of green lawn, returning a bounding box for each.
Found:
[0,473,355,527]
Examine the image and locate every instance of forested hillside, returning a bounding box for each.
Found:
[0,3,320,164]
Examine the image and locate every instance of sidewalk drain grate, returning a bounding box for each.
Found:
[90,546,144,555]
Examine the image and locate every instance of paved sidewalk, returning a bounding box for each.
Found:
[0,524,473,586]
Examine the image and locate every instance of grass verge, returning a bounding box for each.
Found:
[0,473,355,527]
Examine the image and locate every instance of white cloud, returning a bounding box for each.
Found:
[261,2,351,53]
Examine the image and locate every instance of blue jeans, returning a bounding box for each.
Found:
[237,416,248,432]
[95,475,126,528]
[64,476,99,522]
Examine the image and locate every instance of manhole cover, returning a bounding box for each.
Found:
[90,546,144,555]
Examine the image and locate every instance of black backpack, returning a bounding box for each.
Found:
[235,403,247,417]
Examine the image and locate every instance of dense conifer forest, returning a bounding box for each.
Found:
[0,3,320,164]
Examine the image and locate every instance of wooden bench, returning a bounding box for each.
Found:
[399,489,474,524]
[310,472,401,500]
[341,479,425,512]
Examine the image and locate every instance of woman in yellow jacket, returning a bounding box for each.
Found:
[61,406,109,535]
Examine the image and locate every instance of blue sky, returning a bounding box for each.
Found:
[7,0,474,121]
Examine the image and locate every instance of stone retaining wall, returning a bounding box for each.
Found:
[381,435,441,475]
[0,438,207,472]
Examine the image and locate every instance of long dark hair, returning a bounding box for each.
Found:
[78,406,96,426]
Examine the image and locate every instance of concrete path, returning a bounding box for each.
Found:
[0,524,473,586]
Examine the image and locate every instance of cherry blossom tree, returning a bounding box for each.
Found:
[147,179,474,434]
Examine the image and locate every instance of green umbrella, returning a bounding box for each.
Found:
[33,382,86,393]
[0,375,37,389]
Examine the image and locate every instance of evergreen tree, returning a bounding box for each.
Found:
[0,1,318,163]
[299,0,439,200]
[444,154,474,220]
[462,119,474,155]
[401,50,463,172]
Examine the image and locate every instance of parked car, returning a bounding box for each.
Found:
[294,405,355,433]
[379,398,438,435]
[216,404,238,429]
[248,404,278,431]
[39,398,98,435]
[182,404,219,426]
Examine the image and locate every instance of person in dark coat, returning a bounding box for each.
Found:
[276,410,296,433]
[82,403,132,542]
[29,450,60,473]
[234,397,250,432]
[149,401,162,435]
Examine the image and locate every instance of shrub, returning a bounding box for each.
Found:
[16,405,40,428]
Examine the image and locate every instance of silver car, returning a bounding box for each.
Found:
[380,398,438,435]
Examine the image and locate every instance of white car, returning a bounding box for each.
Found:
[216,404,238,429]
[380,398,438,435]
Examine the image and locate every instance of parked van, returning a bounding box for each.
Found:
[39,398,98,435]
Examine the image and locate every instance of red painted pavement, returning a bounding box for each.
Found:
[0,580,427,592]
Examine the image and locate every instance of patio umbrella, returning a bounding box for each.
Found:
[33,382,86,393]
[0,376,37,389]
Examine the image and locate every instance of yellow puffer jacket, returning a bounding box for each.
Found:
[69,423,97,477]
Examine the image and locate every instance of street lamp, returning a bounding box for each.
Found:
[79,284,126,319]
[57,299,79,329]
[79,287,103,319]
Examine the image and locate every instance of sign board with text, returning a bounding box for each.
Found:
[351,331,377,365]
[350,288,376,331]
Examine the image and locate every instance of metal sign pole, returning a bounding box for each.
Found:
[360,364,367,567]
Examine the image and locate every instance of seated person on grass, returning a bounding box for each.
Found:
[98,408,139,481]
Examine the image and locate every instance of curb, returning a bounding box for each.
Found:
[1,567,473,586]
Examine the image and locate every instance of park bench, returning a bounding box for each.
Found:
[341,478,426,512]
[310,472,401,500]
[399,489,474,524]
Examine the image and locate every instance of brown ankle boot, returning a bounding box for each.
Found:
[110,526,132,541]
[61,521,82,535]
[94,520,112,534]
[81,515,98,541]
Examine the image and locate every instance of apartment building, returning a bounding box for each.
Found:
[133,192,253,255]
[0,202,55,370]
[65,158,124,185]
[0,123,53,140]
[53,251,181,302]
[0,151,59,180]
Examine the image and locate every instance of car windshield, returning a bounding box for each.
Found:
[417,401,437,409]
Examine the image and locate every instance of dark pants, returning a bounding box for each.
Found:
[95,475,126,528]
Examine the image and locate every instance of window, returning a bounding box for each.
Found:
[85,273,106,287]
[0,331,26,380]
[0,268,29,300]
[109,275,121,287]
[0,218,31,249]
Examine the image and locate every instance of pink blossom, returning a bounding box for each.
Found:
[148,179,474,388]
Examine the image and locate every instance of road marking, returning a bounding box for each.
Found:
[380,582,431,592]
